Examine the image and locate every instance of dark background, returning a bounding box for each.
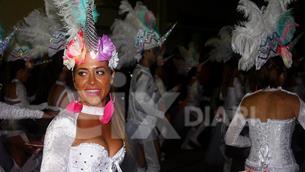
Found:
[96,0,305,57]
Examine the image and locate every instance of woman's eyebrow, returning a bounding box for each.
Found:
[75,68,88,71]
[95,66,106,69]
[76,65,108,71]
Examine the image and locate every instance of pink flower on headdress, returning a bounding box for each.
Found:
[145,11,156,29]
[65,31,86,65]
[97,35,116,61]
[277,45,292,68]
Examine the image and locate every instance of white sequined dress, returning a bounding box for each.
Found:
[40,110,125,172]
[225,91,305,172]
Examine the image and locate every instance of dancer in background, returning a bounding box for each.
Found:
[112,1,176,171]
[225,0,303,171]
[0,102,57,120]
[48,55,76,111]
[0,101,56,171]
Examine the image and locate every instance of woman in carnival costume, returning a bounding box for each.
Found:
[40,0,126,171]
[225,0,305,171]
[16,1,75,112]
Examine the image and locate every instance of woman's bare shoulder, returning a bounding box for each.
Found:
[275,90,299,106]
[242,89,300,116]
[240,91,261,106]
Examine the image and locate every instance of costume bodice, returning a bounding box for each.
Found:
[68,143,125,172]
[41,111,125,172]
[225,89,305,172]
[245,118,298,171]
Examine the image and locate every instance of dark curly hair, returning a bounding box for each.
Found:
[256,56,287,89]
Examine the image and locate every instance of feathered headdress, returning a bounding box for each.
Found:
[205,26,234,63]
[232,0,298,71]
[44,0,70,57]
[6,44,32,61]
[111,0,176,68]
[0,26,17,56]
[50,0,118,70]
[17,9,65,58]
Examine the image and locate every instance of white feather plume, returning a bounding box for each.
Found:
[123,1,146,31]
[17,9,62,58]
[111,0,146,68]
[50,0,79,40]
[205,26,233,63]
[112,0,175,68]
[274,0,296,9]
[44,0,62,21]
[119,0,134,15]
[263,0,284,28]
[232,0,265,70]
[49,0,96,40]
[111,19,138,68]
[231,0,292,71]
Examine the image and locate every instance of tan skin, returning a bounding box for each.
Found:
[240,70,299,121]
[48,67,71,108]
[240,90,300,122]
[141,48,159,67]
[48,84,66,107]
[72,55,123,157]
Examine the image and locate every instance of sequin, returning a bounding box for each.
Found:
[225,93,305,172]
[40,111,125,172]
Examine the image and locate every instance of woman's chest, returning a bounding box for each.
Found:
[68,143,113,172]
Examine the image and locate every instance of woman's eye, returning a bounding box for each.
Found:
[96,70,105,75]
[77,71,87,76]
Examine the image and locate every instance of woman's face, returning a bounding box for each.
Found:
[73,55,112,106]
[144,47,160,65]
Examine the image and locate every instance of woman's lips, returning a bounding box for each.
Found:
[84,89,101,97]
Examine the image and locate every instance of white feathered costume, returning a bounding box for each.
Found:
[231,0,298,71]
[111,0,176,68]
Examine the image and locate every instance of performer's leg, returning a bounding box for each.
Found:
[142,140,160,172]
[0,136,13,171]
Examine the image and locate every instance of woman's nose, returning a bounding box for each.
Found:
[88,73,96,85]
